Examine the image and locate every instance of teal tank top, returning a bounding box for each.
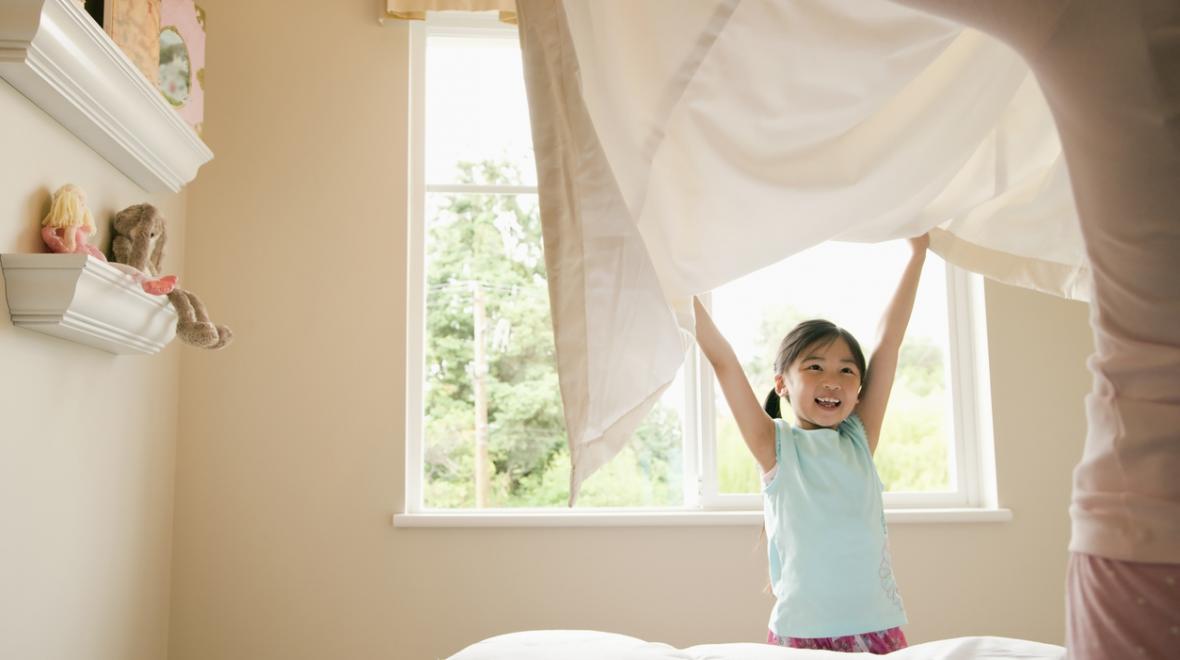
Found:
[763,414,907,638]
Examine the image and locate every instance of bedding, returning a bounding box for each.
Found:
[448,630,1065,659]
[514,0,1084,501]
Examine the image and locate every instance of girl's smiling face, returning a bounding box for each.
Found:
[775,337,862,429]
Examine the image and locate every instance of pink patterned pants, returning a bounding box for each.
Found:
[767,626,907,654]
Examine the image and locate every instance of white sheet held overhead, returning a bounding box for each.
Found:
[515,0,1085,501]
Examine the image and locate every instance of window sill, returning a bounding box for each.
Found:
[393,507,1012,528]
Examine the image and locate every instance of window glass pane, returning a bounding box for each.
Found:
[425,34,536,186]
[420,191,683,508]
[546,369,686,508]
[710,242,953,494]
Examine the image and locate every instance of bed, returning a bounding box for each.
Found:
[448,630,1065,659]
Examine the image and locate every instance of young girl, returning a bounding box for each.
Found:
[693,234,930,653]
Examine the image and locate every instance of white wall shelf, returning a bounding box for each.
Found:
[1,253,176,354]
[0,0,212,192]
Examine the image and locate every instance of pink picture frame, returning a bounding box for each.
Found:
[159,0,205,134]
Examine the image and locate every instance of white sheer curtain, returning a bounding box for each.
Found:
[515,0,1085,502]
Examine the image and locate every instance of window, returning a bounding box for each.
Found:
[403,14,997,522]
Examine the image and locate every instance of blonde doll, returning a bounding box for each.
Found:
[41,183,106,260]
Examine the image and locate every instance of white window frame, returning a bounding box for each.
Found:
[398,14,1007,527]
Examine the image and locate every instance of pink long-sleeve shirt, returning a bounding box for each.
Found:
[893,0,1180,564]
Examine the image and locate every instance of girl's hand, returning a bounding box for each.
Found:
[908,232,930,254]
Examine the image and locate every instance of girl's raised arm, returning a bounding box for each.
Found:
[855,234,929,454]
[693,296,776,472]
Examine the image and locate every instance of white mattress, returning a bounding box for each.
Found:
[448,630,1065,660]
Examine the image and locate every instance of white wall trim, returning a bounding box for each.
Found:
[1,253,178,354]
[0,0,212,192]
[404,18,427,513]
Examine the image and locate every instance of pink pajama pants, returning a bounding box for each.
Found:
[1067,555,1180,660]
[767,627,907,655]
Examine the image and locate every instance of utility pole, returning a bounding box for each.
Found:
[472,279,490,507]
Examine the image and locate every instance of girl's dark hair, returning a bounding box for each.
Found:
[763,319,867,419]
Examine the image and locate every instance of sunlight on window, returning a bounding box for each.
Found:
[425,35,535,186]
[414,22,967,512]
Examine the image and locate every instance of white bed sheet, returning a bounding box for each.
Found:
[448,629,1065,659]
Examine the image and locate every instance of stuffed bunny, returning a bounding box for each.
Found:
[111,204,233,350]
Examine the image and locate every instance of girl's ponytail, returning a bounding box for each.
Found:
[763,388,782,419]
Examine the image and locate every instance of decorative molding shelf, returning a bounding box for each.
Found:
[0,0,212,192]
[1,253,176,354]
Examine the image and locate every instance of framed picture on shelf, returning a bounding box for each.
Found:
[159,0,206,135]
[82,0,162,85]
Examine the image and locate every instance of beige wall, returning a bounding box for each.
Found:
[0,81,185,659]
[171,2,1095,659]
